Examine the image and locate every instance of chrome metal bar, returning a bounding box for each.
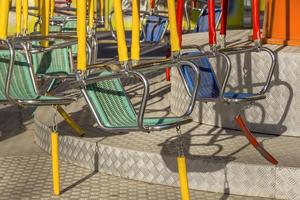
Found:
[219,46,276,95]
[1,39,18,105]
[178,60,200,116]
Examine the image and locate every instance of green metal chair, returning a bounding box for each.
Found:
[73,59,200,133]
[15,34,92,78]
[0,39,73,106]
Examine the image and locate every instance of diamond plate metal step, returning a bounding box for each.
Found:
[0,155,272,200]
[34,99,300,200]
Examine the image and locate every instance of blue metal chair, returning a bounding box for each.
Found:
[178,46,278,164]
[109,10,168,44]
[194,8,222,32]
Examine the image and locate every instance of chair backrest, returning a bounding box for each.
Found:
[31,40,72,75]
[49,17,78,55]
[0,50,38,100]
[180,52,220,99]
[194,8,221,32]
[85,72,138,128]
[61,19,78,55]
[142,15,168,43]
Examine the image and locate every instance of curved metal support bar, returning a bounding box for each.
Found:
[178,60,200,116]
[1,39,18,106]
[258,47,276,94]
[88,33,98,64]
[216,51,231,99]
[108,10,117,41]
[130,71,150,131]
[219,45,276,95]
[178,48,231,101]
[184,0,191,32]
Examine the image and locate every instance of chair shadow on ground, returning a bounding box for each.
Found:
[0,106,36,142]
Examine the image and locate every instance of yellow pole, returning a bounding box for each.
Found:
[51,131,60,195]
[177,156,190,200]
[99,0,104,22]
[0,0,10,39]
[23,0,29,34]
[16,0,22,35]
[56,106,85,137]
[131,0,140,64]
[167,0,180,52]
[41,0,50,47]
[50,0,55,18]
[39,0,44,17]
[77,0,87,71]
[88,0,95,29]
[113,0,128,62]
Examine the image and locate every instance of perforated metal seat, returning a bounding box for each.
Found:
[83,71,192,131]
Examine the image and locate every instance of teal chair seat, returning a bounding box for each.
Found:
[85,71,191,130]
[0,49,72,105]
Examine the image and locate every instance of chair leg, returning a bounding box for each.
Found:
[235,114,278,165]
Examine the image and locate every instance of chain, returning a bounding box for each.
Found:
[176,126,184,157]
[52,105,58,132]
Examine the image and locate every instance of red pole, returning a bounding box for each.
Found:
[150,0,155,10]
[220,0,228,36]
[166,0,184,81]
[191,0,197,8]
[176,0,184,46]
[252,0,261,41]
[208,0,216,46]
